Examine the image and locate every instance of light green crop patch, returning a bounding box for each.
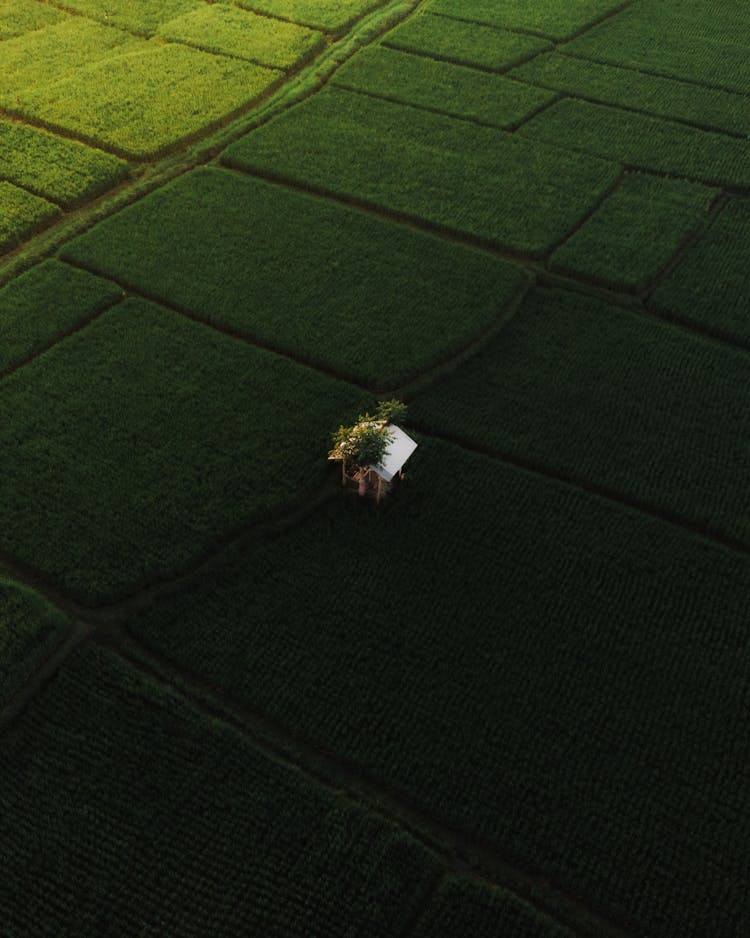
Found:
[8,43,280,159]
[0,19,141,99]
[0,260,122,373]
[0,576,69,708]
[0,181,61,254]
[426,0,624,40]
[234,0,381,33]
[0,0,66,39]
[0,121,129,206]
[383,12,551,71]
[52,0,203,34]
[158,5,324,69]
[550,174,716,290]
[333,45,555,129]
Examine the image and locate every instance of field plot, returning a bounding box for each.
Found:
[332,45,555,128]
[518,98,750,190]
[510,51,750,137]
[0,18,141,99]
[650,198,750,345]
[0,578,69,708]
[563,0,750,95]
[235,0,384,32]
[0,182,60,254]
[0,120,128,207]
[0,643,440,935]
[549,174,715,290]
[410,288,750,544]
[50,0,203,34]
[383,12,551,71]
[129,439,750,938]
[0,0,65,39]
[414,876,577,938]
[63,167,528,387]
[0,260,122,373]
[0,296,366,601]
[425,0,625,40]
[157,4,325,69]
[223,87,618,256]
[7,43,280,159]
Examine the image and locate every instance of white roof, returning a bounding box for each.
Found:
[369,424,418,481]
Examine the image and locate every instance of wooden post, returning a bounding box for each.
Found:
[376,475,383,504]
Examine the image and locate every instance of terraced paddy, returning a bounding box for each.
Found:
[1,1,749,935]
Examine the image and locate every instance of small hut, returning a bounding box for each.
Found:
[329,412,417,502]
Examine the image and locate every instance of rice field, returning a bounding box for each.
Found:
[2,1,749,935]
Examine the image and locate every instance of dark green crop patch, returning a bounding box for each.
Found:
[0,181,60,255]
[129,438,750,938]
[0,260,122,373]
[0,643,440,935]
[0,577,69,708]
[63,167,529,387]
[383,12,552,72]
[333,45,555,128]
[223,87,618,256]
[0,296,367,601]
[426,0,625,40]
[550,173,716,290]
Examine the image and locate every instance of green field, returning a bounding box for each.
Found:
[2,0,750,935]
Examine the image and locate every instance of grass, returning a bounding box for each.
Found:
[63,167,529,387]
[0,296,367,601]
[234,0,384,33]
[0,643,440,935]
[157,4,325,69]
[0,577,69,708]
[0,119,129,207]
[409,288,750,545]
[549,173,716,290]
[0,0,65,39]
[128,437,750,938]
[564,0,750,94]
[650,198,750,345]
[509,51,750,137]
[414,876,577,938]
[0,181,61,255]
[222,87,619,256]
[383,12,551,71]
[0,19,140,99]
[332,45,555,128]
[425,0,625,40]
[7,43,280,159]
[0,260,122,373]
[519,98,750,189]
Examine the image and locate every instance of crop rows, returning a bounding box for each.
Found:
[128,437,750,938]
[563,0,750,95]
[235,0,385,33]
[7,43,280,159]
[0,577,70,708]
[332,44,555,128]
[0,260,122,373]
[414,876,578,938]
[0,294,368,601]
[63,167,529,387]
[549,173,715,290]
[0,642,440,936]
[0,0,65,39]
[410,287,750,545]
[0,181,60,255]
[650,198,750,345]
[425,0,626,40]
[383,11,551,72]
[518,98,750,190]
[0,120,128,207]
[510,52,750,138]
[222,87,618,257]
[45,0,205,35]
